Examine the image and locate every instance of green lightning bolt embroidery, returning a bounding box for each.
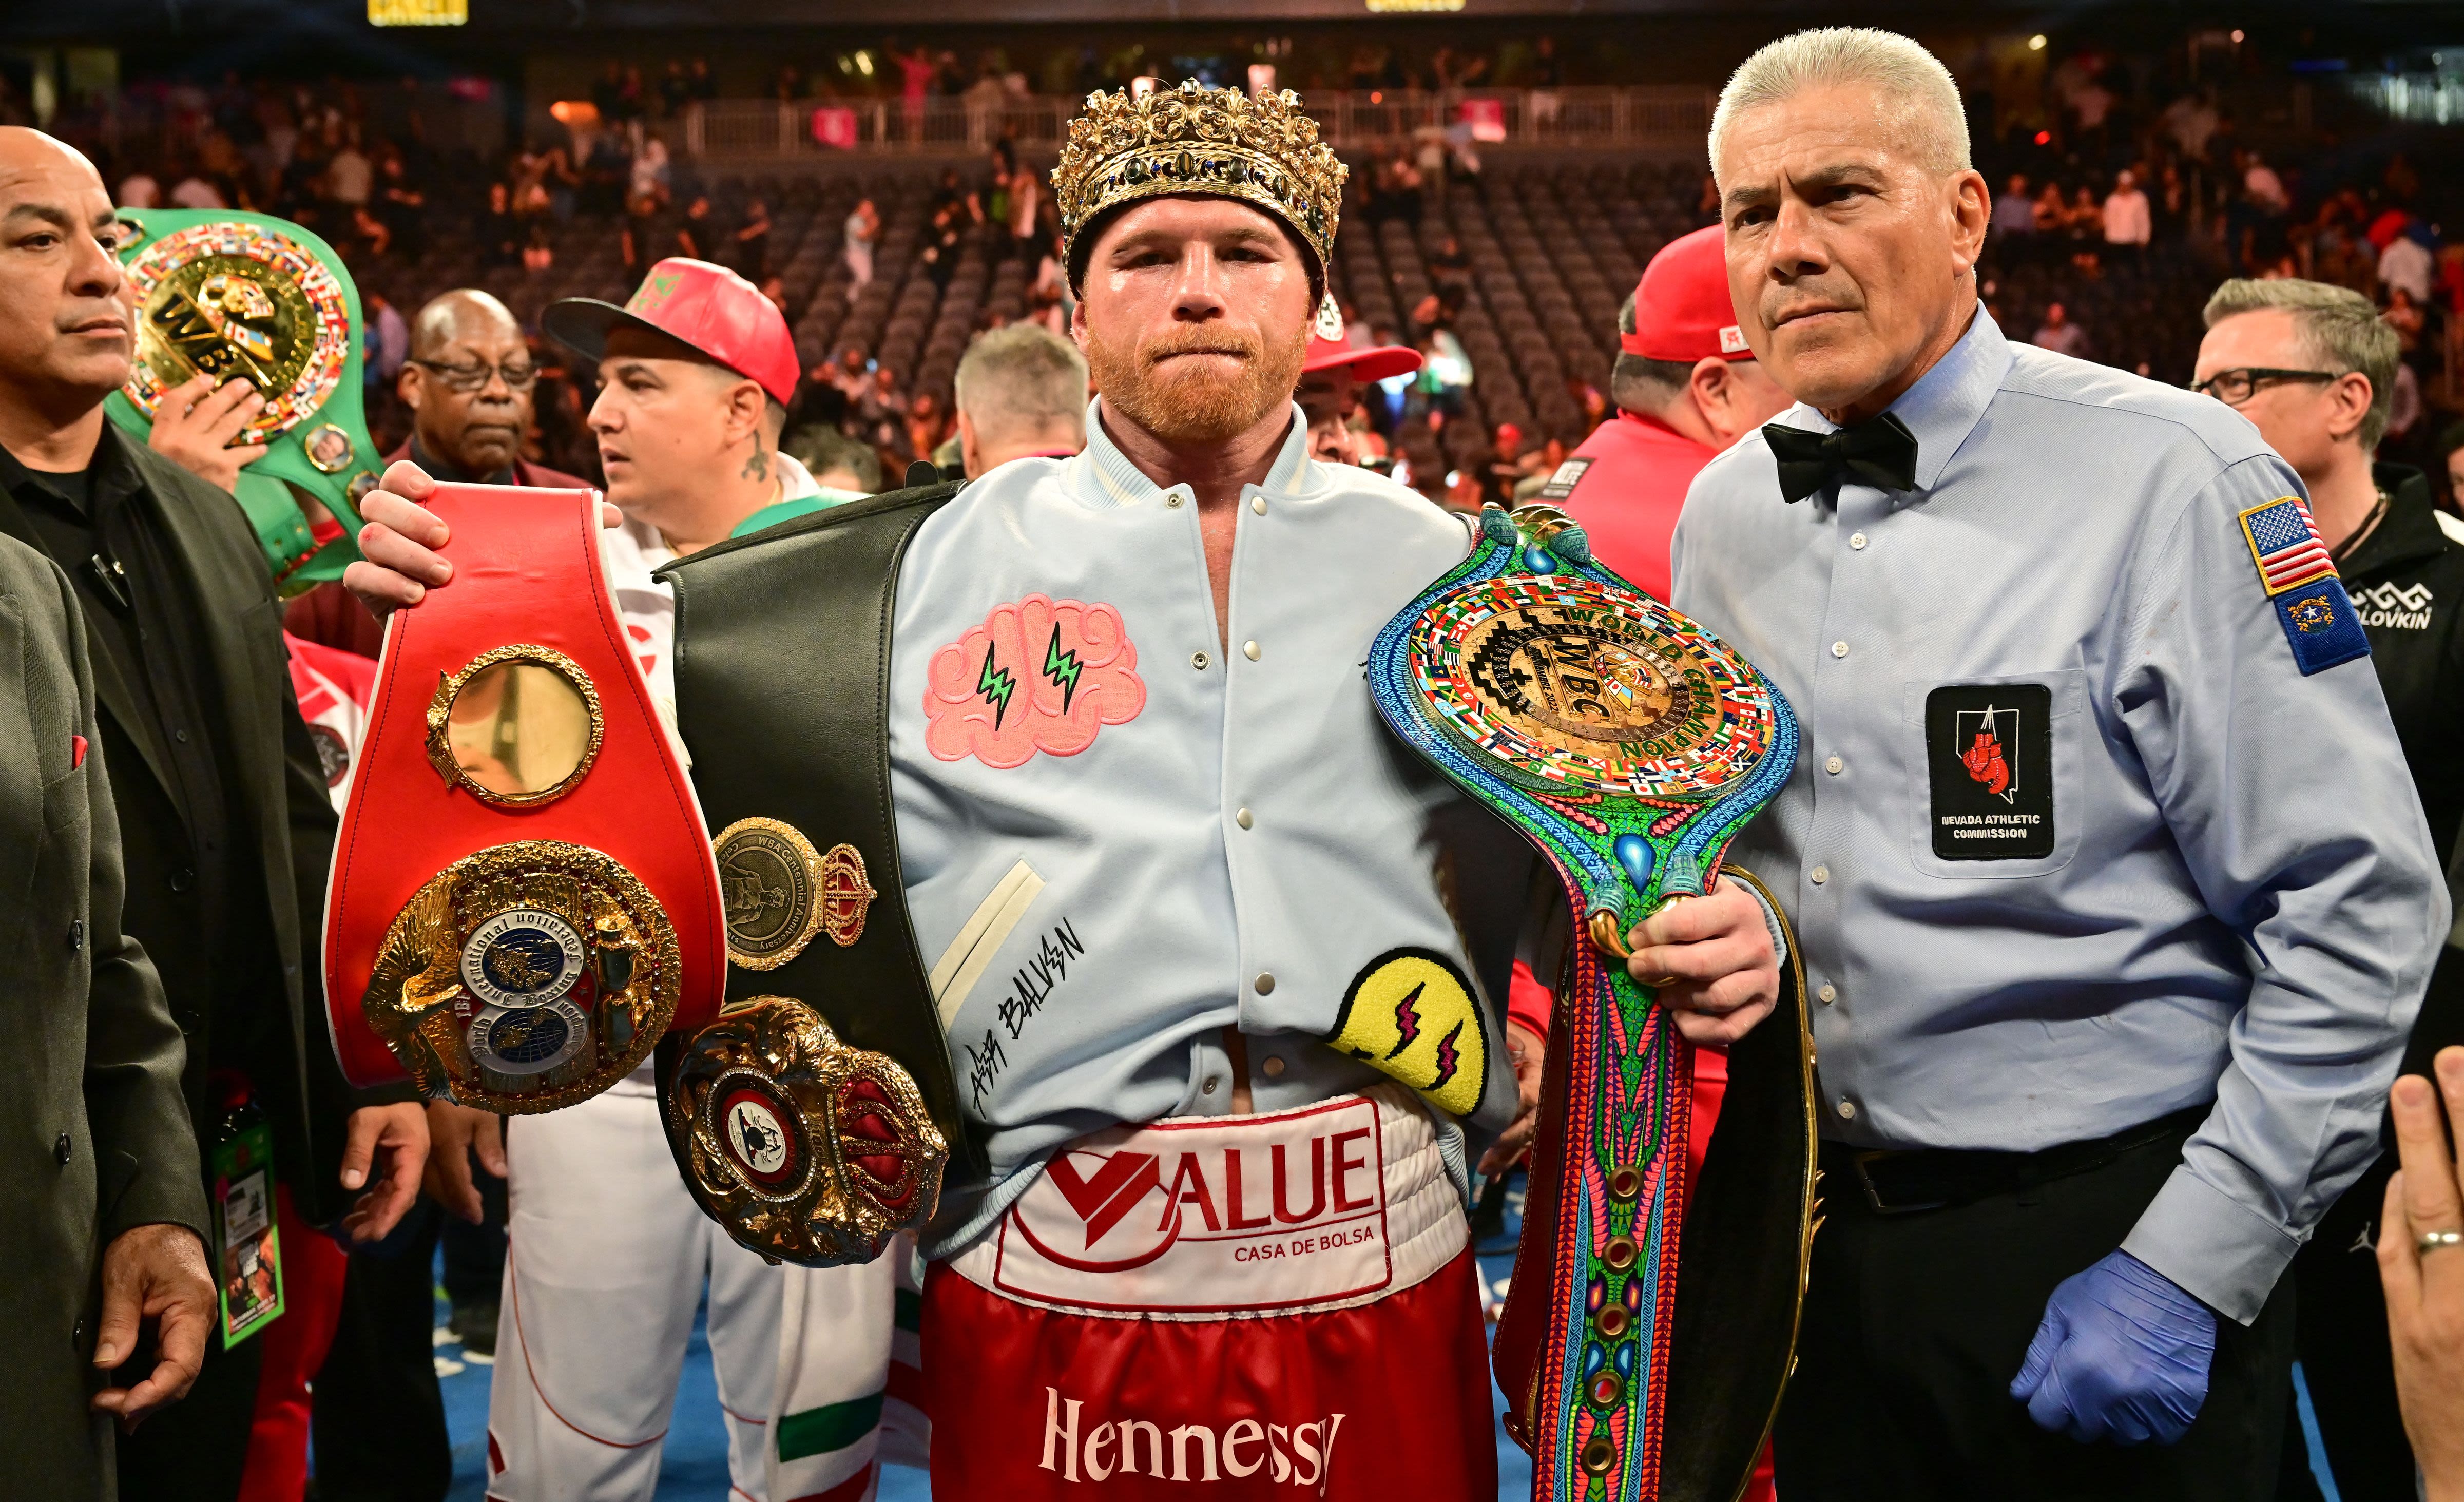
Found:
[1043,624,1083,715]
[977,643,1016,729]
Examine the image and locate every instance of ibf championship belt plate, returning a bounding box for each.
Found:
[366,841,673,1110]
[323,486,726,1112]
[1369,504,1797,1502]
[658,995,947,1266]
[101,211,375,592]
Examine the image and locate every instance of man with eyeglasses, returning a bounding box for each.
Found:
[2194,274,2464,1501]
[394,290,588,492]
[298,286,588,1502]
[287,291,589,660]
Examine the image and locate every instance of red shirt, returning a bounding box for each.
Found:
[1547,409,1718,604]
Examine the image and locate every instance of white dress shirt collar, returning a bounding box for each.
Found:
[1772,305,2019,497]
[1066,396,1316,510]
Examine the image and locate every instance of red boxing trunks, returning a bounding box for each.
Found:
[925,1087,1496,1498]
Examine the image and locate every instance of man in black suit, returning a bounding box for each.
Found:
[0,126,429,1500]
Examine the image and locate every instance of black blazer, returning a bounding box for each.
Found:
[0,530,206,1500]
[0,429,400,1226]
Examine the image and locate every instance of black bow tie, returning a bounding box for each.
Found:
[1763,412,1921,504]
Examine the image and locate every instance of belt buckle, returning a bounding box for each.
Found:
[1851,1149,1950,1216]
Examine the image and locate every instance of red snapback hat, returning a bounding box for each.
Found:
[545,257,800,406]
[1620,225,1753,364]
[1302,292,1422,383]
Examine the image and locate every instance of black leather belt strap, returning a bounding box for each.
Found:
[658,480,989,1183]
[1821,1102,2213,1216]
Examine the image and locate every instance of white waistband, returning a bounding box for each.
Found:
[946,1083,1466,1321]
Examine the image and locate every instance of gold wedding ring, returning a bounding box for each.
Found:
[2420,1229,2464,1255]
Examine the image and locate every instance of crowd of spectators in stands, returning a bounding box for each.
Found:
[1947,43,2463,486]
[40,29,2464,514]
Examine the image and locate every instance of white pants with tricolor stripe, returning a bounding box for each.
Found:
[485,1085,925,1501]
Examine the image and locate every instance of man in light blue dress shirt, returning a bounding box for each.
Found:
[1674,29,2448,1500]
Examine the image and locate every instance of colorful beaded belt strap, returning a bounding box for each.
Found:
[1370,503,1797,1501]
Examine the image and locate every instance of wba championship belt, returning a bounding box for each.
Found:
[1369,504,1800,1502]
[649,482,977,1269]
[661,996,947,1266]
[103,209,374,592]
[322,486,725,1111]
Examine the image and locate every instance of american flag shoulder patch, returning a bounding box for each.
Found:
[2239,495,2337,595]
[2237,495,2369,676]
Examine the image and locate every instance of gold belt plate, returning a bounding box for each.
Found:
[361,839,678,1113]
[665,996,947,1266]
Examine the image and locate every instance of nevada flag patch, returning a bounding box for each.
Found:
[2239,496,2369,676]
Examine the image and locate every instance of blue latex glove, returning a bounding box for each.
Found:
[2008,1249,2216,1445]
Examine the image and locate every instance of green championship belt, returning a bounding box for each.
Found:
[103,210,374,592]
[1370,503,1798,1501]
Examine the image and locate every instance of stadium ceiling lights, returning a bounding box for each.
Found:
[369,0,467,22]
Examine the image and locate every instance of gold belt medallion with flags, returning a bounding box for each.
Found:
[1370,503,1815,1502]
[103,209,375,591]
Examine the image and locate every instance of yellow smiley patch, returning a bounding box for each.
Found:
[1327,948,1490,1119]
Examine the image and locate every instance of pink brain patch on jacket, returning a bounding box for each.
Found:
[924,594,1146,768]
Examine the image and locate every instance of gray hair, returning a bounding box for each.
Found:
[784,425,883,492]
[953,323,1090,445]
[2203,278,2398,451]
[1709,28,1972,182]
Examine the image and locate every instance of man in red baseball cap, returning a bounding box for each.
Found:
[1297,292,1419,467]
[356,257,908,1502]
[1535,224,1792,602]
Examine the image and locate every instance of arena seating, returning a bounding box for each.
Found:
[358,151,2224,484]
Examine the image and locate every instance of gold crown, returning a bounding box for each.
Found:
[1053,81,1346,283]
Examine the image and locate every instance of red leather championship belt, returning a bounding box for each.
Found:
[323,486,725,1111]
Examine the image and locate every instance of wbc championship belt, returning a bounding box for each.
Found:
[322,486,726,1111]
[1369,504,1797,1502]
[102,210,375,592]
